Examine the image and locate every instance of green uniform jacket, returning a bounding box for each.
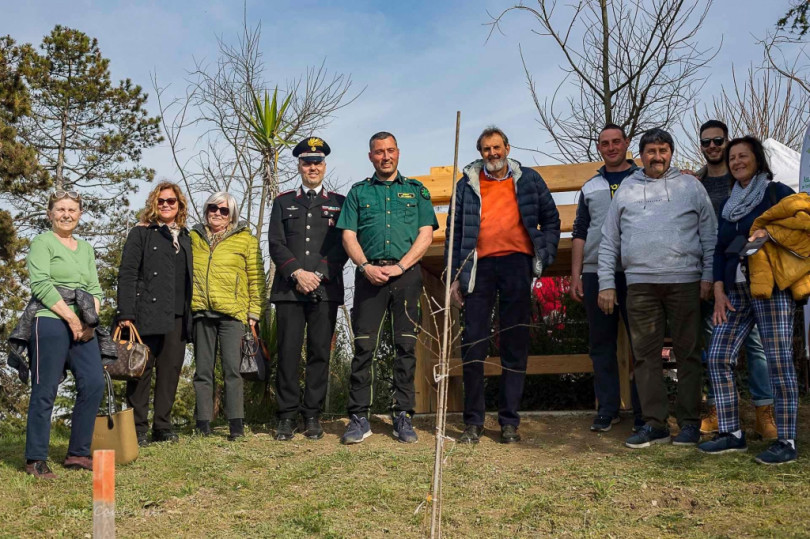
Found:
[336,172,438,260]
[190,221,266,324]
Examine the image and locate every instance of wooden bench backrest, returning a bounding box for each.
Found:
[416,161,607,244]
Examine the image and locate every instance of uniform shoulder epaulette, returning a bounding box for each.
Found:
[404,177,432,201]
[328,190,346,200]
[277,189,295,197]
[350,179,369,188]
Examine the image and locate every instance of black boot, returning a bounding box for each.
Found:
[195,420,211,436]
[152,428,179,443]
[228,418,245,441]
[275,418,296,441]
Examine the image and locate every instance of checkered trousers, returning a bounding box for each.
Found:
[706,283,798,439]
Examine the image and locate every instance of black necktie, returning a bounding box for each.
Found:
[307,190,316,201]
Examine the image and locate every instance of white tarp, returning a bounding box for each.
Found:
[799,125,810,355]
[763,137,801,191]
[801,125,810,193]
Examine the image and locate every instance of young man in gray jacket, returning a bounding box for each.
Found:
[570,123,643,433]
[597,128,716,449]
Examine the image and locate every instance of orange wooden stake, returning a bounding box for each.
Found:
[93,450,115,538]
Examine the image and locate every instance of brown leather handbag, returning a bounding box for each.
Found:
[106,325,150,381]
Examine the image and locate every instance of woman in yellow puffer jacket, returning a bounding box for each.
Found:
[190,191,265,441]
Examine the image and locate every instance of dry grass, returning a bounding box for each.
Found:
[1,400,809,538]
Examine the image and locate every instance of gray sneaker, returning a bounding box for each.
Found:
[393,411,418,443]
[340,414,372,445]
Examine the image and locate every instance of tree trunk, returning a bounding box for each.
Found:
[55,109,68,190]
[258,149,281,298]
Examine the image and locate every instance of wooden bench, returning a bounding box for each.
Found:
[412,161,633,414]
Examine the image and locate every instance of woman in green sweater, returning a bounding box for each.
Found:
[24,191,105,479]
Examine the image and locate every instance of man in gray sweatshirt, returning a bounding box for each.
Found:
[597,128,716,449]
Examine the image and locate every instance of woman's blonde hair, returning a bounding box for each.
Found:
[140,182,189,228]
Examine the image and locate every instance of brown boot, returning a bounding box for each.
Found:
[700,405,718,434]
[25,460,57,479]
[63,455,93,471]
[755,404,778,441]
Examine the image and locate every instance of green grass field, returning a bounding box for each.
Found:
[1,401,809,538]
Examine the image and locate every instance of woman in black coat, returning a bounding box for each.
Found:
[116,182,193,445]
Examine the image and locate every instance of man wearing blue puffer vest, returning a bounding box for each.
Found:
[446,126,560,445]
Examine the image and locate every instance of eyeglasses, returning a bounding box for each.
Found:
[157,197,178,207]
[207,204,230,217]
[50,189,81,201]
[700,137,725,148]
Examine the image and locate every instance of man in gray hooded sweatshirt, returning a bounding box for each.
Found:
[597,128,716,449]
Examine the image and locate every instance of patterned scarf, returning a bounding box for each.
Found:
[206,224,231,250]
[721,172,770,223]
[166,222,181,253]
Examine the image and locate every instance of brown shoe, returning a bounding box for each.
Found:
[25,460,57,479]
[63,455,93,471]
[700,405,718,434]
[755,404,778,441]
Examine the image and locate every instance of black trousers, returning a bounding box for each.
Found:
[461,253,531,427]
[348,264,422,417]
[582,273,642,418]
[126,316,186,432]
[275,300,339,419]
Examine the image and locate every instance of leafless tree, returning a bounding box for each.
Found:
[488,0,719,163]
[683,62,810,164]
[153,15,361,292]
[763,31,810,96]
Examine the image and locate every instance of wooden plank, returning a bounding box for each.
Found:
[421,237,574,279]
[428,354,594,377]
[431,205,576,245]
[416,158,640,205]
[414,268,465,414]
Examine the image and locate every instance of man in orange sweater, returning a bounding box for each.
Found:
[446,126,560,443]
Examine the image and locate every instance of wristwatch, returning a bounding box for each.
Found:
[314,270,324,281]
[358,262,370,274]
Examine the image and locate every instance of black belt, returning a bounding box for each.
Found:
[369,259,398,266]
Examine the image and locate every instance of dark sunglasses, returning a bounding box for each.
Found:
[207,204,230,217]
[157,197,178,206]
[51,189,81,201]
[700,137,725,148]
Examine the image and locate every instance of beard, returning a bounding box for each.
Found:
[484,157,507,173]
[702,152,724,165]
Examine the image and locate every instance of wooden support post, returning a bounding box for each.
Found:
[93,450,115,539]
[617,315,632,411]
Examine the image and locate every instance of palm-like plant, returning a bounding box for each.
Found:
[244,87,294,229]
[242,86,295,291]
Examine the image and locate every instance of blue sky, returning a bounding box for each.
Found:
[2,0,794,201]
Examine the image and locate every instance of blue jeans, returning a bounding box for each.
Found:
[701,300,773,406]
[25,317,106,461]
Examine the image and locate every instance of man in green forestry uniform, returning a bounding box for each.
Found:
[336,131,438,445]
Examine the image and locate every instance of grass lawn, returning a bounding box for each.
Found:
[1,400,809,538]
